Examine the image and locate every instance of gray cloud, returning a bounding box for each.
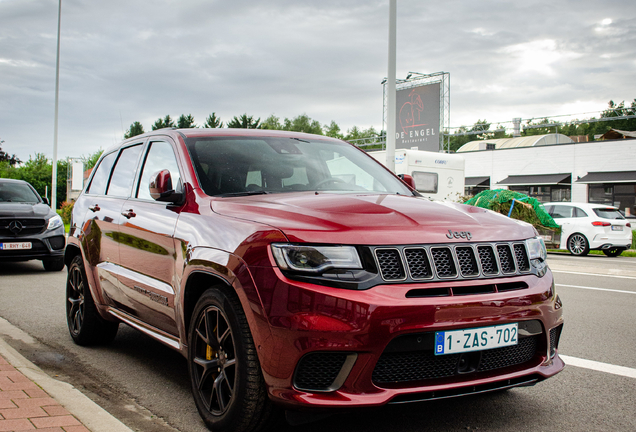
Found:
[1,0,635,160]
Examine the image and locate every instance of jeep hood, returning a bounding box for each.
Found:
[210,193,536,245]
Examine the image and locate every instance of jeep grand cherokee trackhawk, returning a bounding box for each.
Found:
[65,129,563,432]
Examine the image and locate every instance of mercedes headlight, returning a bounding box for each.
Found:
[47,214,63,231]
[271,244,362,274]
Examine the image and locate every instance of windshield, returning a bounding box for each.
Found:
[0,182,41,203]
[593,208,625,220]
[185,137,413,197]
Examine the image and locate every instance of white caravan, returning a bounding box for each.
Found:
[369,149,465,201]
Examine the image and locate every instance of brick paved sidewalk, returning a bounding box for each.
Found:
[0,354,89,432]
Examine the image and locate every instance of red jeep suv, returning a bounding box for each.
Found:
[65,128,563,432]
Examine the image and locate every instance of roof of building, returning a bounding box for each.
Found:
[456,133,574,152]
[600,128,636,140]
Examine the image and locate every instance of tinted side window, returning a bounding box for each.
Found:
[574,207,588,218]
[86,152,117,195]
[137,141,181,201]
[550,205,572,218]
[106,145,143,197]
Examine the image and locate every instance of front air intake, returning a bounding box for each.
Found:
[293,352,357,392]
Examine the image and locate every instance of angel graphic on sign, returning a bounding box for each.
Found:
[399,89,425,134]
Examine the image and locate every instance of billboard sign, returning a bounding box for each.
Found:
[395,82,440,151]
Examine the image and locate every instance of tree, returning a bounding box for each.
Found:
[281,114,323,135]
[7,153,65,205]
[260,114,282,130]
[124,121,145,139]
[227,114,261,129]
[344,125,379,141]
[323,121,344,139]
[203,113,223,128]
[152,115,176,130]
[177,114,197,128]
[595,99,636,134]
[521,118,556,136]
[82,149,104,171]
[0,138,21,166]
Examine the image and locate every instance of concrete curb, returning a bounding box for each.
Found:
[0,337,134,432]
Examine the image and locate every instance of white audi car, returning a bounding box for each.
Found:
[543,202,632,257]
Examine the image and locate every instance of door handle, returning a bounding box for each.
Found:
[121,209,136,219]
[88,204,100,212]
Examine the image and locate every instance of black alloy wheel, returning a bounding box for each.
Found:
[192,303,237,416]
[66,255,118,345]
[188,289,279,432]
[67,259,86,338]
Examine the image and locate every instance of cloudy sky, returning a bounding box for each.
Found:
[1,0,635,160]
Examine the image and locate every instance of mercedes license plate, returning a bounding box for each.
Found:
[611,225,623,231]
[435,323,518,355]
[0,242,32,250]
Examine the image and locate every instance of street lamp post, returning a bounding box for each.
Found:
[52,0,62,209]
[386,0,397,172]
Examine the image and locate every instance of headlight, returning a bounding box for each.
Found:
[47,214,63,230]
[526,236,547,261]
[271,244,363,274]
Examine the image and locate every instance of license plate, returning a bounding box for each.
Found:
[0,242,32,250]
[611,225,623,231]
[435,323,518,355]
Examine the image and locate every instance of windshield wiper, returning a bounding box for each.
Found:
[217,191,270,197]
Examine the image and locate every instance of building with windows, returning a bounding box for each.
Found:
[458,135,636,217]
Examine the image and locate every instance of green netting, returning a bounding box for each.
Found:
[465,189,560,229]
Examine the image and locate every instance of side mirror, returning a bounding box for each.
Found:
[149,169,184,203]
[398,173,417,190]
[42,197,50,206]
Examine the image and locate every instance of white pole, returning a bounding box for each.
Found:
[386,0,397,172]
[52,0,62,209]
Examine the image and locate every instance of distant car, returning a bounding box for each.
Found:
[0,179,66,270]
[544,202,632,257]
[618,209,636,229]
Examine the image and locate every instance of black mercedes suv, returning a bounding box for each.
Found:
[0,179,66,271]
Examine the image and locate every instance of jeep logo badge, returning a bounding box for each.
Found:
[446,229,472,240]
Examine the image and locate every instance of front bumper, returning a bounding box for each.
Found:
[0,227,66,262]
[255,268,564,408]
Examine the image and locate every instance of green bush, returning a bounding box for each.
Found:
[60,201,74,225]
[632,230,636,250]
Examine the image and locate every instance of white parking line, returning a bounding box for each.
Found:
[552,270,636,280]
[560,355,636,379]
[555,283,636,295]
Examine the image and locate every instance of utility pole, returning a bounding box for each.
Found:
[52,0,62,209]
[386,0,397,172]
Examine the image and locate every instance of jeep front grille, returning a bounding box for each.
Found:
[374,242,531,283]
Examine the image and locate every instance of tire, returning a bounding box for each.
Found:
[567,233,589,256]
[188,288,279,432]
[66,255,119,345]
[43,257,65,271]
[603,248,623,257]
